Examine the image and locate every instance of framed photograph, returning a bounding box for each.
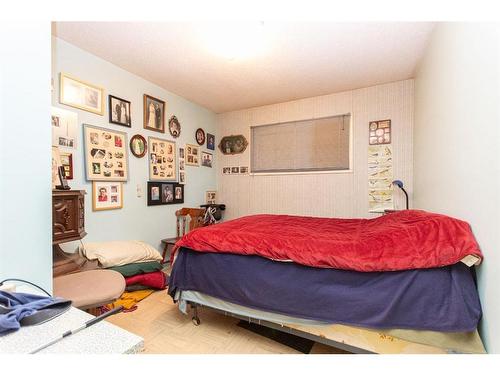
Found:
[206,191,216,204]
[222,167,232,175]
[207,133,215,150]
[60,152,74,180]
[179,171,186,184]
[369,119,391,145]
[52,146,63,189]
[168,115,181,138]
[109,95,131,127]
[130,134,147,158]
[218,135,248,155]
[147,181,184,206]
[185,144,200,166]
[143,94,165,133]
[239,166,249,174]
[59,72,104,115]
[231,166,240,174]
[179,147,185,160]
[201,151,213,168]
[148,137,177,181]
[52,106,78,149]
[83,124,129,181]
[195,128,206,145]
[92,182,123,211]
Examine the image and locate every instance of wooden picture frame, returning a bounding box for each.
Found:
[108,95,131,127]
[60,152,74,180]
[206,191,216,204]
[185,143,200,166]
[218,135,248,155]
[369,119,391,145]
[92,181,123,211]
[147,181,184,206]
[51,146,63,189]
[59,72,104,115]
[143,94,166,133]
[130,134,147,158]
[195,128,206,145]
[83,124,129,181]
[148,137,177,181]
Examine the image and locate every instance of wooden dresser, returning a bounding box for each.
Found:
[52,190,96,277]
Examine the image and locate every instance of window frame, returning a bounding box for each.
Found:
[249,113,354,176]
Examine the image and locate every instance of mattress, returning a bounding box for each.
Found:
[168,247,482,332]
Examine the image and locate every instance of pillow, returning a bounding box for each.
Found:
[108,261,163,277]
[79,240,163,268]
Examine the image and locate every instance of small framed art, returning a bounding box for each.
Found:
[92,181,123,211]
[60,152,74,180]
[185,144,200,166]
[109,95,131,127]
[83,124,129,181]
[143,94,165,133]
[195,128,206,145]
[51,106,77,149]
[148,137,177,181]
[130,134,147,158]
[51,146,63,189]
[218,135,248,155]
[147,181,184,206]
[206,133,215,150]
[369,119,391,145]
[206,191,216,204]
[59,73,104,115]
[168,115,181,138]
[201,151,213,168]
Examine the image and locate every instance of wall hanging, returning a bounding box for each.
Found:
[51,106,77,150]
[143,94,166,133]
[92,181,123,211]
[109,95,131,127]
[369,119,391,145]
[206,133,215,150]
[218,135,248,155]
[148,137,176,181]
[201,152,213,168]
[130,134,147,158]
[59,72,104,115]
[185,144,200,166]
[195,128,206,145]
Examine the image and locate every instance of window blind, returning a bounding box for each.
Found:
[251,114,351,173]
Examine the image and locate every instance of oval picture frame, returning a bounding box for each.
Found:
[195,128,206,145]
[129,134,147,158]
[168,115,181,138]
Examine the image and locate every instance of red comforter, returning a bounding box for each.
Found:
[175,210,482,272]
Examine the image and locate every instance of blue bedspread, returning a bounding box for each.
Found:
[168,248,482,332]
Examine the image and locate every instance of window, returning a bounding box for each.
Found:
[251,114,351,174]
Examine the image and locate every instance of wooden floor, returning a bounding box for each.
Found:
[106,290,348,354]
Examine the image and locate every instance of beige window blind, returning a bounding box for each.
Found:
[251,114,351,173]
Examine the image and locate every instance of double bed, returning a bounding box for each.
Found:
[167,210,485,354]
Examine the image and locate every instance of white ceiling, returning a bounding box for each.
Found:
[53,22,435,113]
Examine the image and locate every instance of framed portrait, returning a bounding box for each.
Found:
[147,181,184,206]
[201,151,213,168]
[179,171,186,185]
[168,115,181,138]
[239,166,249,174]
[83,124,129,181]
[218,135,248,155]
[369,119,391,145]
[130,134,147,158]
[60,152,74,180]
[59,72,104,115]
[195,128,206,145]
[148,137,177,181]
[222,167,232,175]
[231,166,240,174]
[92,181,123,211]
[51,106,77,149]
[109,95,131,127]
[185,144,200,166]
[206,191,216,204]
[206,133,215,150]
[143,94,165,133]
[52,146,63,189]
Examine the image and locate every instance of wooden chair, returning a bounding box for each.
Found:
[160,207,206,264]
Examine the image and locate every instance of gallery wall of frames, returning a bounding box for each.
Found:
[51,37,217,249]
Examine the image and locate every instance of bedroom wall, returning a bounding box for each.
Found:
[51,37,217,252]
[215,80,414,220]
[0,22,53,292]
[414,23,500,353]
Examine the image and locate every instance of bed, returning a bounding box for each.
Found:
[167,210,486,354]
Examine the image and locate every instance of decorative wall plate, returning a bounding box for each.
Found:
[130,134,147,158]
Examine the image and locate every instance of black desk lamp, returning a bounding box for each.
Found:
[392,180,409,210]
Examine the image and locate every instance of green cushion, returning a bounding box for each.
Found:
[108,261,163,277]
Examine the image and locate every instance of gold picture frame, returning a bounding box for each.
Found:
[92,181,123,211]
[148,137,177,181]
[59,72,104,115]
[185,143,200,166]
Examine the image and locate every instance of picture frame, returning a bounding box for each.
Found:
[108,95,131,127]
[60,152,74,180]
[168,115,181,138]
[83,124,129,181]
[369,119,391,145]
[130,134,147,158]
[143,94,166,133]
[179,171,186,184]
[222,167,232,175]
[239,166,249,174]
[51,146,63,189]
[59,72,104,115]
[195,128,206,145]
[148,137,177,181]
[147,181,184,206]
[92,181,123,211]
[218,135,248,155]
[206,191,216,204]
[185,144,200,166]
[52,106,78,150]
[201,151,213,168]
[206,133,215,150]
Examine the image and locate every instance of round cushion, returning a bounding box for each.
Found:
[53,270,125,309]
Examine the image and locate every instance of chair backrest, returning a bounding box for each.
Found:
[175,207,206,237]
